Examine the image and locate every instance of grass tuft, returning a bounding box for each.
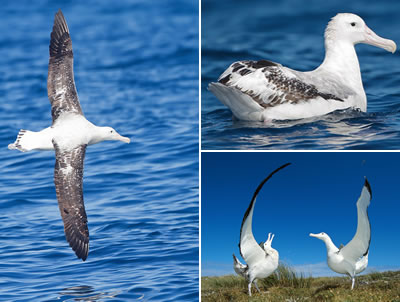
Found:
[202,267,400,302]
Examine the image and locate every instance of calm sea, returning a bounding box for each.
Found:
[202,0,400,150]
[0,0,199,301]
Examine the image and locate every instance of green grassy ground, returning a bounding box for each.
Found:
[202,265,400,302]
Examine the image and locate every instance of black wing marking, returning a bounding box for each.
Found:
[239,163,291,259]
[48,9,83,123]
[219,60,344,108]
[53,142,89,261]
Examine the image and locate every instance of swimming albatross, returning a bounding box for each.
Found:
[310,179,372,289]
[8,10,130,261]
[233,163,290,296]
[209,13,396,121]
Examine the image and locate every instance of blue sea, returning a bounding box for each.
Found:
[202,0,400,150]
[0,0,198,301]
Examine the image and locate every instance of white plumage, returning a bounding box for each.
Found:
[8,10,130,261]
[310,179,372,289]
[209,13,396,122]
[233,163,290,296]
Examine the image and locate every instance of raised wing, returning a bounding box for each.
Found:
[239,163,290,267]
[48,9,83,123]
[218,60,344,108]
[53,142,89,261]
[341,179,372,264]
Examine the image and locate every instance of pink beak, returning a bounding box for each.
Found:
[363,25,396,53]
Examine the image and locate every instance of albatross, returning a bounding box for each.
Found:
[310,179,372,289]
[233,163,290,296]
[8,10,130,261]
[209,13,396,122]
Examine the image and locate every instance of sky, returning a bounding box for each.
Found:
[201,152,400,277]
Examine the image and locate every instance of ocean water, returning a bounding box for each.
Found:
[0,0,198,301]
[202,0,400,150]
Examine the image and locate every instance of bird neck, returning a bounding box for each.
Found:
[88,126,106,145]
[318,40,364,92]
[321,235,339,255]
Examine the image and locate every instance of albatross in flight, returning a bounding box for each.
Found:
[209,13,396,122]
[8,10,130,261]
[233,163,290,296]
[310,179,372,289]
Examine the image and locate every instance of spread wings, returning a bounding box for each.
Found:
[239,163,290,267]
[340,179,372,264]
[54,142,89,261]
[218,60,344,108]
[47,9,83,123]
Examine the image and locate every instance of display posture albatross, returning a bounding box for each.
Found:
[233,163,290,296]
[209,13,396,122]
[310,179,372,289]
[8,10,130,261]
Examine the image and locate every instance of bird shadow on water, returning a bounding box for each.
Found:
[57,285,131,302]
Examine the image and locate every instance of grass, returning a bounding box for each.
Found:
[202,264,400,302]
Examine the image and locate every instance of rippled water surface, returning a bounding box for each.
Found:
[0,0,198,301]
[202,0,400,150]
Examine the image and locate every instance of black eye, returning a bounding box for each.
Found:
[351,22,356,27]
[110,130,113,133]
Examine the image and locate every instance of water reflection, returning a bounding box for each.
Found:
[204,107,399,149]
[59,286,121,301]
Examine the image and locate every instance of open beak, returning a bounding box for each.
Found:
[364,25,396,53]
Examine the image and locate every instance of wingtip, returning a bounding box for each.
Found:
[364,177,372,197]
[251,162,291,200]
[73,242,89,261]
[49,9,71,59]
[54,9,66,26]
[65,231,89,262]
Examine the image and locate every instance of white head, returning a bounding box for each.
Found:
[263,233,275,249]
[325,13,396,53]
[263,233,279,259]
[309,232,330,242]
[98,127,130,144]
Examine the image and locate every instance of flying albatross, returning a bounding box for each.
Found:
[209,13,396,122]
[310,179,372,289]
[233,163,290,296]
[8,10,130,261]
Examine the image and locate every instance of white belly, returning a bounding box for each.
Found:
[262,95,366,121]
[10,114,95,152]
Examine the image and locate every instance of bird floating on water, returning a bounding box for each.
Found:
[8,10,130,261]
[209,13,396,122]
[233,163,290,296]
[310,179,372,289]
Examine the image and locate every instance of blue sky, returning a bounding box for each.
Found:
[201,152,400,277]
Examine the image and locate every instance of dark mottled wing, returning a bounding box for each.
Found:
[239,163,291,267]
[53,142,89,261]
[48,9,83,123]
[218,60,344,107]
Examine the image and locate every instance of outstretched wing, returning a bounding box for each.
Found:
[218,60,344,108]
[341,179,372,264]
[48,9,83,123]
[239,163,290,267]
[53,142,89,261]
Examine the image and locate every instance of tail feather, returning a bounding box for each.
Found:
[208,82,263,121]
[8,129,29,152]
